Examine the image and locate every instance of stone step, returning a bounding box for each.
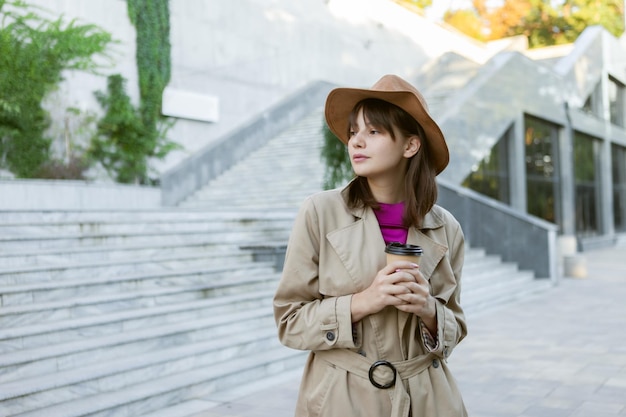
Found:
[0,262,277,306]
[196,160,324,178]
[0,240,251,268]
[138,399,221,417]
[0,249,256,285]
[0,209,296,223]
[184,191,309,201]
[142,367,305,417]
[0,228,291,251]
[462,252,502,269]
[182,199,308,210]
[0,216,296,236]
[463,261,523,285]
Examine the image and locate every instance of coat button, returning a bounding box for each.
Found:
[326,331,335,341]
[432,359,440,368]
[443,348,449,357]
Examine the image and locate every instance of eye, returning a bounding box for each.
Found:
[369,129,380,135]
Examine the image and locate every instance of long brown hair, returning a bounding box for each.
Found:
[346,98,438,228]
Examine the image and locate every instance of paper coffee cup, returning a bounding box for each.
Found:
[385,242,423,266]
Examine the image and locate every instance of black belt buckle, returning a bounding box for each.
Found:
[368,360,396,389]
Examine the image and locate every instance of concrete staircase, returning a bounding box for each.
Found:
[0,209,306,417]
[180,108,328,211]
[0,107,552,416]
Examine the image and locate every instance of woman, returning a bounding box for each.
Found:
[273,74,467,417]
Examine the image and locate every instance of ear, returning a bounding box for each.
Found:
[403,135,421,158]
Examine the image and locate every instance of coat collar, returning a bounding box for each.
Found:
[339,184,447,231]
[329,186,448,286]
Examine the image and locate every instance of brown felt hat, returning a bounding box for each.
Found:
[324,74,449,174]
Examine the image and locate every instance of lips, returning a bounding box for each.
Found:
[352,153,368,162]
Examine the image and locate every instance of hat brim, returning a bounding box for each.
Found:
[324,87,449,175]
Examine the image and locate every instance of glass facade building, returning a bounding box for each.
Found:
[454,63,626,248]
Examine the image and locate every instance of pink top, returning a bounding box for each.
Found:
[373,202,408,245]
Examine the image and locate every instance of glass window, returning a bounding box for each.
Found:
[609,76,625,127]
[613,144,626,232]
[462,126,511,204]
[525,116,561,227]
[573,132,600,236]
[582,82,601,118]
[582,96,593,114]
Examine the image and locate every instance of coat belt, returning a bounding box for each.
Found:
[314,349,437,417]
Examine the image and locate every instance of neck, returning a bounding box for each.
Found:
[367,179,404,204]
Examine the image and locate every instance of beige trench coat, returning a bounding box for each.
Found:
[274,186,468,417]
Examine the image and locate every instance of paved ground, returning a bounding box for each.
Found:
[197,244,626,417]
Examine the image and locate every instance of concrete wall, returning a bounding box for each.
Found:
[24,0,138,161]
[0,180,160,210]
[21,0,506,177]
[438,179,559,281]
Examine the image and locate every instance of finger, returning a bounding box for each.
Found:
[410,269,428,286]
[395,301,418,314]
[390,269,419,284]
[378,291,414,307]
[387,260,420,272]
[395,281,424,294]
[387,283,412,296]
[395,293,414,303]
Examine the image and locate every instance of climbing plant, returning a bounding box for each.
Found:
[0,0,112,178]
[125,0,176,183]
[127,0,171,134]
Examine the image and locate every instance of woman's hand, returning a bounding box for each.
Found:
[350,261,419,322]
[395,268,437,333]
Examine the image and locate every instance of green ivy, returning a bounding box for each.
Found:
[320,121,353,190]
[126,0,171,150]
[0,0,112,178]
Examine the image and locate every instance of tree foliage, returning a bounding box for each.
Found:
[0,0,112,177]
[88,74,177,184]
[395,0,433,10]
[320,121,353,190]
[441,0,624,48]
[89,74,148,183]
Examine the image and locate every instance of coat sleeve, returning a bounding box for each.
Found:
[273,196,358,351]
[430,217,467,360]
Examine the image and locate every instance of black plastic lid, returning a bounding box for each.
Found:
[384,242,423,256]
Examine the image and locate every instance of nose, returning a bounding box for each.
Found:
[349,131,365,148]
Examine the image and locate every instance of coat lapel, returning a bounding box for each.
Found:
[326,205,386,291]
[405,226,447,283]
[325,203,449,292]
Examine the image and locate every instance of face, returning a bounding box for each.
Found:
[348,108,419,184]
